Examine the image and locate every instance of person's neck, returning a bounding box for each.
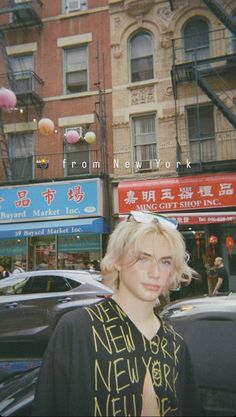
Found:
[112,290,157,328]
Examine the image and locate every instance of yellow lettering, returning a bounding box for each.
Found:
[107,325,127,353]
[120,324,135,352]
[164,364,173,393]
[114,358,130,393]
[85,304,105,322]
[95,359,112,392]
[109,301,127,321]
[161,337,173,360]
[112,397,122,417]
[161,397,171,417]
[92,325,113,354]
[141,356,152,373]
[149,338,160,354]
[173,341,181,365]
[127,357,139,383]
[152,359,162,388]
[94,397,103,416]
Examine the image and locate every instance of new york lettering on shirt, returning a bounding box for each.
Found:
[85,299,183,416]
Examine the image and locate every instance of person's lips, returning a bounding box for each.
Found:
[142,283,161,292]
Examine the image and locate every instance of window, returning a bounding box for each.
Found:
[64,46,88,94]
[10,54,34,93]
[132,115,157,170]
[186,104,216,162]
[183,18,210,62]
[129,32,154,82]
[64,128,89,175]
[8,132,34,180]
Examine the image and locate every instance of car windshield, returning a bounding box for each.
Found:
[0,276,28,295]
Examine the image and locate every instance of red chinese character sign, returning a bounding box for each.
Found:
[118,173,236,213]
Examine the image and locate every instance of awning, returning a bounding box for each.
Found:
[0,217,107,239]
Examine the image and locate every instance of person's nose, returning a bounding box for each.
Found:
[148,258,160,278]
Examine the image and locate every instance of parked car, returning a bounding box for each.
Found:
[0,270,112,345]
[0,366,39,417]
[160,293,236,417]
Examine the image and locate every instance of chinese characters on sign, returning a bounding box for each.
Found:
[118,174,236,213]
[0,179,101,223]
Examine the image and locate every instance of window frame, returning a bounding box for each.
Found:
[128,31,154,83]
[186,103,216,162]
[182,17,210,62]
[63,45,89,95]
[64,127,90,176]
[131,113,158,169]
[8,131,35,181]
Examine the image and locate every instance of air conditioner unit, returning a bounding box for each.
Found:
[66,0,81,12]
[135,159,154,172]
[14,0,30,3]
[65,126,84,138]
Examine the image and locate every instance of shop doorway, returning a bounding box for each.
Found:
[28,236,57,271]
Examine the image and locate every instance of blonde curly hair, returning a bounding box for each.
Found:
[100,219,195,294]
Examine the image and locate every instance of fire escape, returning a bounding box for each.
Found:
[170,0,236,174]
[0,0,44,182]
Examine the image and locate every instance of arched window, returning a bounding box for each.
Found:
[183,18,210,61]
[129,32,154,82]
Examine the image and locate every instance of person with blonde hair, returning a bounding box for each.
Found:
[32,211,202,417]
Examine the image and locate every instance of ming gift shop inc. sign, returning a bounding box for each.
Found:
[118,173,236,213]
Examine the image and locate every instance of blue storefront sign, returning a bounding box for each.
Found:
[0,218,107,239]
[0,179,102,223]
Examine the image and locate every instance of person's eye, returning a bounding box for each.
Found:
[138,254,149,263]
[161,259,172,266]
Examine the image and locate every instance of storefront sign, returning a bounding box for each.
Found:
[118,173,236,213]
[0,218,107,239]
[58,234,101,252]
[0,179,102,223]
[168,213,236,225]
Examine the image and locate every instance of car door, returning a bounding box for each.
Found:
[13,274,74,340]
[0,274,70,341]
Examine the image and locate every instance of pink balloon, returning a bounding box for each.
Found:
[0,88,17,109]
[66,130,80,144]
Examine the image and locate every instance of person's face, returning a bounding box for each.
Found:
[117,234,174,303]
[214,258,221,268]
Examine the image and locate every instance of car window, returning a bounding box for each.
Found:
[0,276,29,295]
[22,275,70,294]
[47,276,70,292]
[66,278,82,289]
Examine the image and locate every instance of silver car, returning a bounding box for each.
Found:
[0,270,112,343]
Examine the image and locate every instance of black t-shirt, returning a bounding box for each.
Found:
[32,298,202,417]
[216,266,229,292]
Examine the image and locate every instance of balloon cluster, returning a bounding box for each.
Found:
[65,129,96,144]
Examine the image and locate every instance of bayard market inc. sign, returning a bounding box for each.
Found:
[0,179,102,223]
[118,173,236,224]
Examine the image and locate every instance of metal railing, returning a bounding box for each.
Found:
[0,70,44,105]
[0,0,43,28]
[178,129,236,164]
[0,148,104,184]
[172,28,236,66]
